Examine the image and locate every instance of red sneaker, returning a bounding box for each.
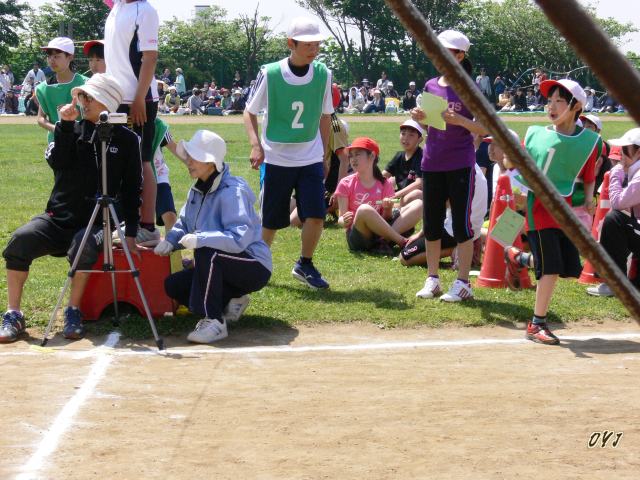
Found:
[504,246,523,290]
[526,321,560,345]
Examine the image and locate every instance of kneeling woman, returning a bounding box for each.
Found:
[335,137,419,252]
[154,130,272,343]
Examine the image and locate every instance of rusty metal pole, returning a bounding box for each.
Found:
[384,0,640,322]
[535,0,640,125]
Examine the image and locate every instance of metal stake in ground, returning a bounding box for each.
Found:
[383,0,640,323]
[41,112,165,350]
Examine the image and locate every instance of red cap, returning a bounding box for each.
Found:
[608,145,622,161]
[83,39,104,56]
[332,83,341,109]
[344,137,380,157]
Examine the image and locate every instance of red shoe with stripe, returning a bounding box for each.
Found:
[526,321,560,345]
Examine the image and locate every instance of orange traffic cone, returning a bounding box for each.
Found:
[579,171,611,284]
[477,174,532,288]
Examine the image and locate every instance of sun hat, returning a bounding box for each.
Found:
[83,39,104,56]
[287,17,326,42]
[400,119,424,137]
[344,137,380,157]
[71,73,123,113]
[608,128,640,147]
[539,79,587,107]
[177,130,227,171]
[579,114,602,131]
[41,37,74,55]
[437,30,471,52]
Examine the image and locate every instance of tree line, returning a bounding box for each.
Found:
[0,0,636,91]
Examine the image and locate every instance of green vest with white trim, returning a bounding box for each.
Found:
[265,60,328,143]
[517,125,600,197]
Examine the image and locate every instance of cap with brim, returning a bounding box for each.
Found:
[579,114,602,131]
[287,17,326,42]
[437,30,472,52]
[608,145,622,161]
[41,37,74,55]
[83,39,104,56]
[539,79,586,106]
[71,73,123,113]
[176,130,226,172]
[344,137,380,157]
[169,86,177,91]
[608,128,640,147]
[400,119,424,137]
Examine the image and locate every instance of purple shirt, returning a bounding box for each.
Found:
[421,77,475,172]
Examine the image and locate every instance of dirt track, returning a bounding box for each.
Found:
[2,321,639,479]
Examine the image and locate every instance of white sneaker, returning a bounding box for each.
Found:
[222,295,250,323]
[135,227,161,247]
[586,283,614,297]
[187,318,228,343]
[441,279,473,302]
[416,276,442,299]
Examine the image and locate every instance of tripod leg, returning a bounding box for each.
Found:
[110,205,165,351]
[102,205,120,326]
[41,203,102,346]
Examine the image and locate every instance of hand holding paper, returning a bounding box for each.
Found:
[419,92,448,131]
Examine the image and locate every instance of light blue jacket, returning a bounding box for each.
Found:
[167,166,272,272]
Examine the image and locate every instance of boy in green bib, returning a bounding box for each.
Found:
[505,79,601,345]
[244,17,334,289]
[35,37,87,144]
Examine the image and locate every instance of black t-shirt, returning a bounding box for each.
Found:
[384,147,423,190]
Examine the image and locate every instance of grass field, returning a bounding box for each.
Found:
[0,117,635,339]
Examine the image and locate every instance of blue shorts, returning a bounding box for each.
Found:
[156,182,176,226]
[261,162,326,230]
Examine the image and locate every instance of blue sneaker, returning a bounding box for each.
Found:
[63,307,86,340]
[0,310,26,343]
[292,260,329,289]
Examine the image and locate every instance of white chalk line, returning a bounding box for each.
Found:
[3,331,640,360]
[16,332,120,480]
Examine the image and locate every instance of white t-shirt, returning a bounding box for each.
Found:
[105,0,159,104]
[245,58,334,167]
[444,164,488,241]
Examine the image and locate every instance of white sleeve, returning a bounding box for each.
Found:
[245,68,267,115]
[138,3,160,51]
[322,67,334,115]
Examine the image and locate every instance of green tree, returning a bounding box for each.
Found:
[0,0,27,60]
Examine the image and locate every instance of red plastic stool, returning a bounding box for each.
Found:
[79,247,175,320]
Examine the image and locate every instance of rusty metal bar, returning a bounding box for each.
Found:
[535,0,640,125]
[384,0,640,323]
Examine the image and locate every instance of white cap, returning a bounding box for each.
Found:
[388,81,394,87]
[71,74,123,113]
[608,128,640,147]
[41,37,74,55]
[177,130,227,171]
[400,119,424,137]
[539,79,587,107]
[409,81,416,86]
[287,17,325,42]
[437,30,471,52]
[576,118,584,128]
[580,114,602,131]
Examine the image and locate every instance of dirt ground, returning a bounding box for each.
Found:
[2,320,639,479]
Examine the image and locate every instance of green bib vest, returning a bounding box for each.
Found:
[35,74,88,143]
[150,118,169,178]
[517,125,600,197]
[265,60,328,143]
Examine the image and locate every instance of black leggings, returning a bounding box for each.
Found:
[422,167,475,243]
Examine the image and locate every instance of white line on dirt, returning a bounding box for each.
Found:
[16,332,120,480]
[3,331,640,359]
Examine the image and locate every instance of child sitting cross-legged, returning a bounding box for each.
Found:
[334,137,415,254]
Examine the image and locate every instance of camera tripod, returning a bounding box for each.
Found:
[41,113,165,350]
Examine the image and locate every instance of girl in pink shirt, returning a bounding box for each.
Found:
[335,137,414,252]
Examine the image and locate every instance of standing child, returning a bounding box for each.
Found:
[411,30,489,302]
[244,17,333,289]
[504,79,601,344]
[334,137,412,252]
[35,37,87,144]
[83,40,106,75]
[151,116,178,231]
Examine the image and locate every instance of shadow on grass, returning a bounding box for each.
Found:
[273,282,411,311]
[559,337,640,358]
[457,298,561,328]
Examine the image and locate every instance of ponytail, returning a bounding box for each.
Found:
[461,57,473,78]
[372,155,386,183]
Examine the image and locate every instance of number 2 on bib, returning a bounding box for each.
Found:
[291,101,304,129]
